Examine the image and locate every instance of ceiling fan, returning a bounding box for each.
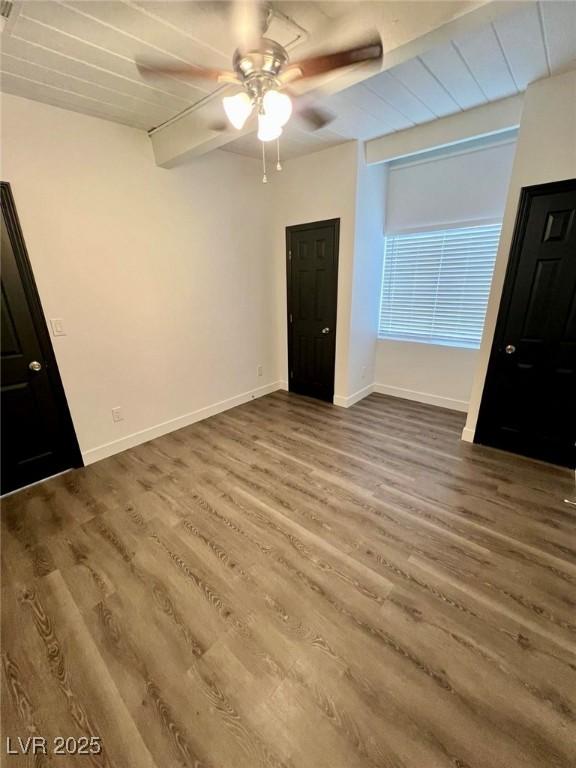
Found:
[137,2,383,142]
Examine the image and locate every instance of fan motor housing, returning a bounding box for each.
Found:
[233,39,289,81]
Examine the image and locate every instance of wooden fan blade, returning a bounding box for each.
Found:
[206,120,229,133]
[136,59,237,84]
[283,87,335,132]
[297,104,335,131]
[282,39,382,83]
[231,0,269,53]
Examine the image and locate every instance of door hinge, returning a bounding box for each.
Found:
[290,370,294,379]
[288,250,292,260]
[289,313,293,323]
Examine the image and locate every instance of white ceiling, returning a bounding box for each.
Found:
[224,0,576,159]
[0,0,377,130]
[1,1,575,158]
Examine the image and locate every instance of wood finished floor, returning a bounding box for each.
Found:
[1,391,576,768]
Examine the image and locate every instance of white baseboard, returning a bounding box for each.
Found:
[333,384,375,408]
[461,426,475,442]
[82,380,284,465]
[373,383,468,413]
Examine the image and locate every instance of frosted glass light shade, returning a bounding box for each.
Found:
[223,92,253,129]
[257,113,283,142]
[262,90,292,127]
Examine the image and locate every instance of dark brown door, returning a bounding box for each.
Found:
[1,183,82,495]
[287,219,339,402]
[476,179,576,468]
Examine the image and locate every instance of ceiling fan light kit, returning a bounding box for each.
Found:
[262,89,292,127]
[222,39,292,138]
[257,112,283,142]
[222,92,253,130]
[227,38,296,181]
[230,39,292,138]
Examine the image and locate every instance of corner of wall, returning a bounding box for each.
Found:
[82,380,286,464]
[333,383,375,408]
[341,144,386,400]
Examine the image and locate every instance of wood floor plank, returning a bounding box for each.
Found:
[2,391,575,768]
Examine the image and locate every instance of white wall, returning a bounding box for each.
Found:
[386,137,516,233]
[4,77,551,468]
[345,146,385,404]
[374,342,478,411]
[0,95,389,473]
[270,142,359,401]
[376,137,516,411]
[1,94,278,463]
[464,69,576,441]
[271,141,386,405]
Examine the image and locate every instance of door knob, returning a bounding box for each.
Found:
[505,344,516,355]
[321,327,330,334]
[29,360,42,372]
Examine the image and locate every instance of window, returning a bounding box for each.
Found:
[378,223,501,349]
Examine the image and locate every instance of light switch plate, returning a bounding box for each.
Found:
[50,318,66,336]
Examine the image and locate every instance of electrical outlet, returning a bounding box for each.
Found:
[50,318,66,336]
[257,365,263,377]
[111,407,123,423]
[361,365,367,380]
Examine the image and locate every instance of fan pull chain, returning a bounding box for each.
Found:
[276,139,282,171]
[262,142,268,184]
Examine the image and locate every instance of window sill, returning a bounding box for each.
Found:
[377,336,480,351]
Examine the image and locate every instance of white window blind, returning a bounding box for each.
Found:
[378,223,501,349]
